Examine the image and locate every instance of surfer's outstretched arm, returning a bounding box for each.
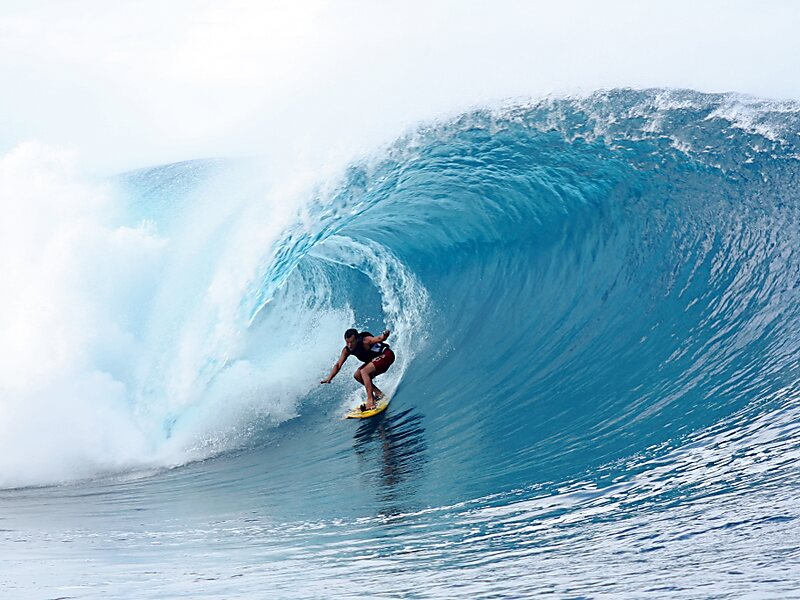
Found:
[321,347,349,384]
[362,329,391,345]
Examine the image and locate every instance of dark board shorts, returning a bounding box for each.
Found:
[371,348,395,375]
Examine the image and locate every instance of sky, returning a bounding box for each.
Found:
[2,0,799,174]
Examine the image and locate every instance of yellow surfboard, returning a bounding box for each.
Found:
[345,394,390,419]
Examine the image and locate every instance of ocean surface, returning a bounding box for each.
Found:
[2,88,800,598]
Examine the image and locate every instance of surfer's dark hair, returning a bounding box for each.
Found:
[344,328,358,340]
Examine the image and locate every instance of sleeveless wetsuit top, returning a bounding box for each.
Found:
[347,331,390,362]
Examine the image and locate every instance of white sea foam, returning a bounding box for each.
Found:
[0,143,163,485]
[0,143,364,486]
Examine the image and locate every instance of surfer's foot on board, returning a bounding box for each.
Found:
[359,391,383,412]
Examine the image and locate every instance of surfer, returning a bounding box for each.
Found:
[320,328,395,411]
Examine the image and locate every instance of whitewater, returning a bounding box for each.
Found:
[2,88,800,597]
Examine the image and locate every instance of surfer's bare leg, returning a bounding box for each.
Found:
[355,363,381,409]
[354,365,383,397]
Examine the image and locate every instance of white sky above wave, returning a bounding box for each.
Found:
[1,0,799,173]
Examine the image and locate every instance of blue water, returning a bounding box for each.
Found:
[3,89,800,598]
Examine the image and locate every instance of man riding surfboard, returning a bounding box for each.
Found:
[320,328,395,411]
